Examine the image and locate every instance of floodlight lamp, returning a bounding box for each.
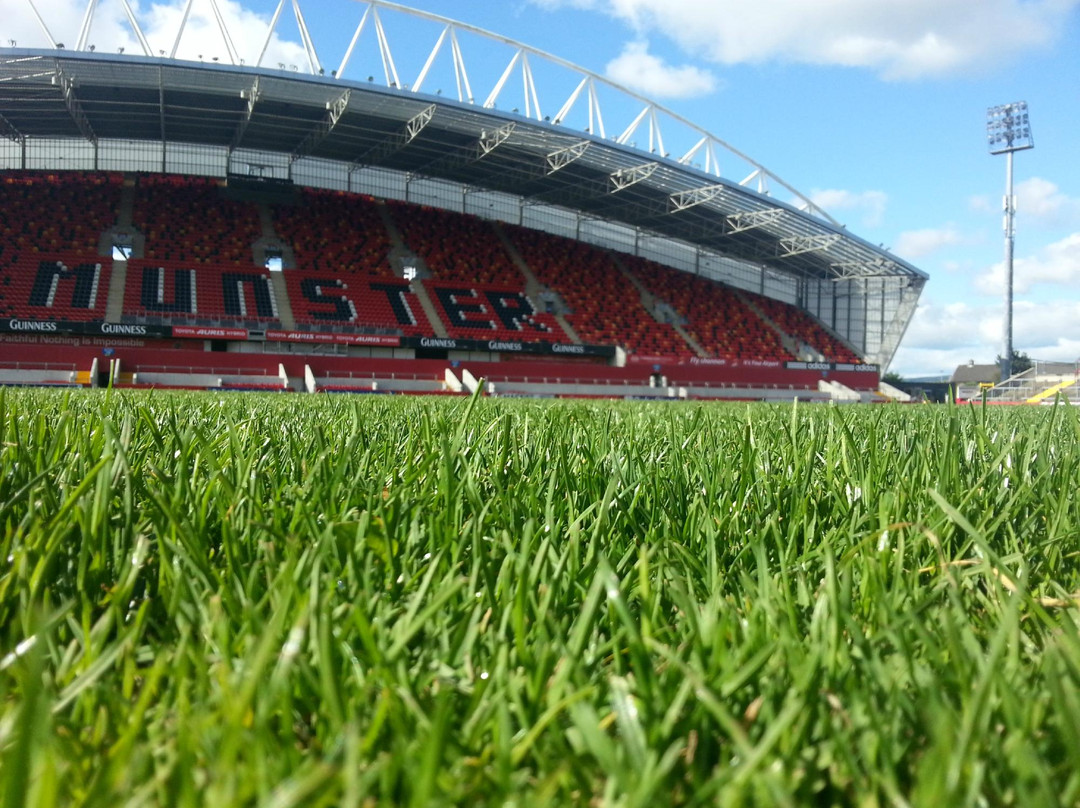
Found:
[986,101,1033,154]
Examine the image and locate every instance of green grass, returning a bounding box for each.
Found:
[2,389,1080,806]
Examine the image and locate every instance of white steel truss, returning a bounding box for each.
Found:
[416,120,515,177]
[0,111,23,142]
[13,0,844,224]
[610,162,657,192]
[828,259,906,280]
[669,183,725,213]
[231,77,260,148]
[291,88,351,161]
[726,208,783,233]
[349,101,435,169]
[779,234,841,258]
[55,62,95,142]
[545,140,589,173]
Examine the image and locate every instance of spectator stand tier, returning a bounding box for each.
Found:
[284,271,431,335]
[504,224,693,359]
[424,281,566,342]
[123,259,282,327]
[272,189,396,277]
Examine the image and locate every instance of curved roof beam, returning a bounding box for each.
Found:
[416,120,515,177]
[291,88,351,161]
[0,111,24,143]
[24,0,58,49]
[669,183,724,213]
[545,139,589,173]
[725,208,783,233]
[349,101,435,169]
[358,0,833,223]
[779,234,841,258]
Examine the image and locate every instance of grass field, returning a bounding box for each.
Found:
[1,389,1080,807]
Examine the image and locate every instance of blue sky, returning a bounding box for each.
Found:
[4,0,1079,376]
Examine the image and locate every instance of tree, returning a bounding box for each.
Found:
[882,371,904,386]
[996,349,1033,375]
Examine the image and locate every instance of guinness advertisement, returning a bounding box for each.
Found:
[0,319,172,338]
[0,319,616,358]
[401,336,616,358]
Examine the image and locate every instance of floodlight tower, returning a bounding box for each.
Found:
[987,101,1033,381]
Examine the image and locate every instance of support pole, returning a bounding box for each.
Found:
[1001,150,1015,382]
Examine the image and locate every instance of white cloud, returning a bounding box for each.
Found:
[1015,177,1080,227]
[891,297,1080,376]
[977,232,1080,294]
[534,0,1080,79]
[893,226,964,260]
[809,188,887,228]
[604,41,716,99]
[0,0,308,70]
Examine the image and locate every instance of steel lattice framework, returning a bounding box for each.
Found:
[0,0,927,366]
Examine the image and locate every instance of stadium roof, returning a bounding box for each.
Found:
[0,0,927,365]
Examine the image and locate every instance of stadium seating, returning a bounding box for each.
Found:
[389,202,523,285]
[621,255,792,362]
[284,270,431,334]
[273,190,394,276]
[746,291,862,364]
[504,225,693,358]
[0,171,868,383]
[424,280,565,342]
[132,174,261,264]
[0,172,120,321]
[124,259,281,325]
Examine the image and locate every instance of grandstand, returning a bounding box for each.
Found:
[0,2,926,402]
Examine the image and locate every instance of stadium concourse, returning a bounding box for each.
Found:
[0,171,888,401]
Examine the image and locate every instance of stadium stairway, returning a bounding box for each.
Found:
[117,179,136,228]
[104,258,128,322]
[376,201,408,252]
[257,204,277,240]
[608,252,706,358]
[735,291,802,359]
[243,202,298,330]
[104,183,131,322]
[410,279,449,338]
[491,221,581,344]
[268,271,297,330]
[376,201,449,339]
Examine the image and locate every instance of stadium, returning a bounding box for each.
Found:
[10,3,1080,806]
[0,0,927,401]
